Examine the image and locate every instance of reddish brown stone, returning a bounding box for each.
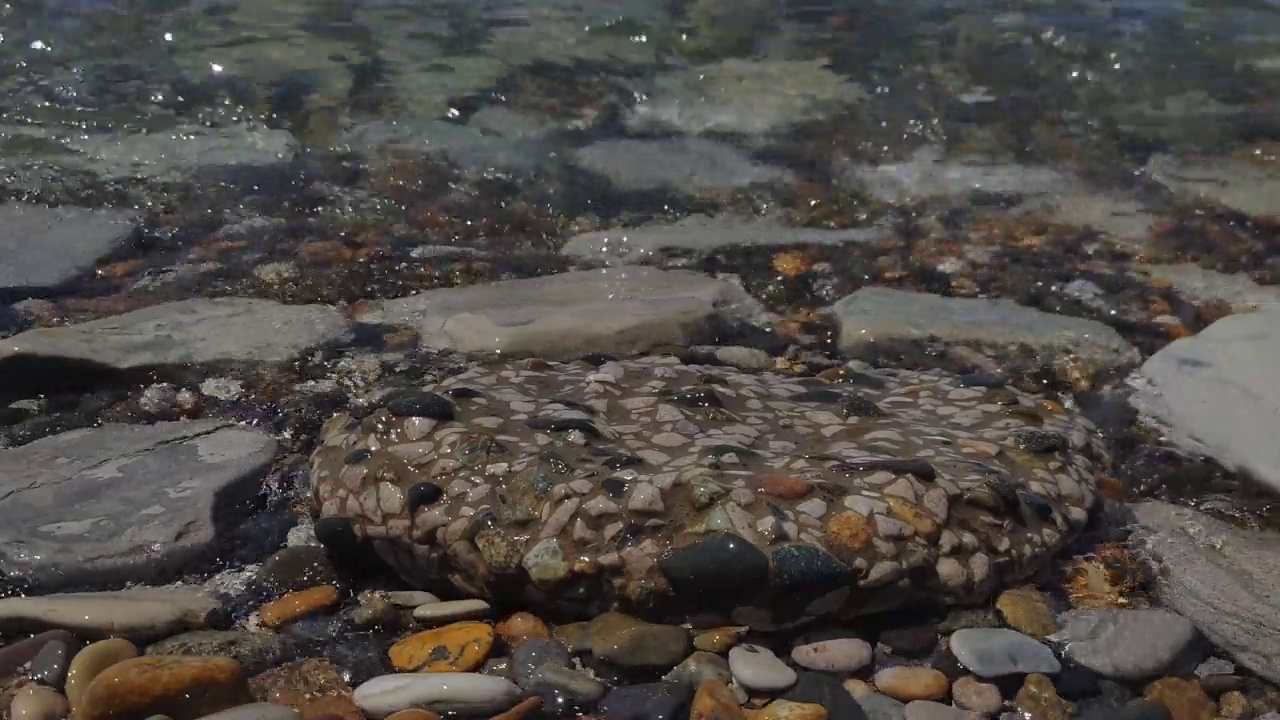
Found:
[758,475,814,500]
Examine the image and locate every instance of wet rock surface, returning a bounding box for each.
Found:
[0,204,137,294]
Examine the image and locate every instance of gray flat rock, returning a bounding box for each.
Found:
[571,138,793,194]
[829,287,1139,370]
[356,267,766,360]
[1145,154,1280,218]
[843,147,1077,205]
[1132,264,1280,308]
[0,420,278,589]
[0,587,221,642]
[1131,501,1280,683]
[0,297,352,370]
[948,628,1061,677]
[1128,308,1280,491]
[1055,608,1198,681]
[0,203,137,292]
[562,215,889,264]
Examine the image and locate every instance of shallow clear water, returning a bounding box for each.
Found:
[1,0,1277,191]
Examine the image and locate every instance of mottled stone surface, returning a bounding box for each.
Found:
[0,203,136,292]
[309,356,1103,624]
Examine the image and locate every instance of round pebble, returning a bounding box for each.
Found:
[791,638,873,673]
[495,612,550,650]
[66,638,140,709]
[589,612,691,669]
[873,667,950,702]
[903,700,982,720]
[728,644,798,692]
[10,685,69,720]
[948,629,1061,678]
[353,674,523,719]
[75,656,251,720]
[951,676,1003,715]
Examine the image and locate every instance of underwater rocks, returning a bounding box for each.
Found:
[0,204,137,295]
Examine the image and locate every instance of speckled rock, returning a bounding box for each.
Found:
[309,356,1103,624]
[994,587,1058,638]
[147,631,290,676]
[1143,678,1215,720]
[589,613,691,669]
[1014,674,1071,720]
[950,676,1002,715]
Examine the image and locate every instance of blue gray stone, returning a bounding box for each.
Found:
[1057,608,1199,681]
[948,628,1061,678]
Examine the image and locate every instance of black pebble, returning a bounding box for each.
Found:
[658,532,771,599]
[1054,661,1102,699]
[385,391,456,420]
[580,352,617,367]
[958,371,1008,387]
[526,416,602,438]
[666,386,725,409]
[313,516,358,552]
[1017,490,1056,521]
[1012,428,1069,453]
[602,454,644,470]
[600,682,693,720]
[836,458,935,482]
[781,671,868,720]
[601,478,628,498]
[771,544,852,593]
[444,387,483,399]
[839,395,886,418]
[791,389,846,404]
[407,482,445,512]
[343,448,373,464]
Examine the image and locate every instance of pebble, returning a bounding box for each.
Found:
[948,629,1061,677]
[258,585,340,629]
[29,639,73,687]
[1057,609,1199,681]
[690,679,746,720]
[855,692,906,720]
[75,656,251,720]
[66,638,140,709]
[495,613,550,649]
[1014,673,1071,720]
[388,621,495,672]
[728,644,798,692]
[589,612,691,669]
[781,672,868,720]
[791,638,874,673]
[411,599,491,624]
[352,674,523,719]
[604,682,695,720]
[529,664,608,704]
[247,657,352,708]
[747,700,828,720]
[1143,678,1215,720]
[902,701,981,720]
[0,590,220,642]
[994,587,1058,638]
[256,547,338,595]
[694,627,749,654]
[147,631,290,677]
[950,676,1002,715]
[0,630,77,675]
[489,696,543,720]
[509,639,573,690]
[873,667,950,702]
[10,685,70,720]
[352,592,398,629]
[385,591,440,607]
[195,704,300,720]
[665,652,733,688]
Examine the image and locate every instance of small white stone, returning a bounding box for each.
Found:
[627,482,665,513]
[791,638,873,673]
[386,590,440,607]
[651,432,689,447]
[353,673,522,718]
[727,644,798,692]
[411,599,491,623]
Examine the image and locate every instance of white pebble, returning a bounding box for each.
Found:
[412,599,490,623]
[353,673,522,718]
[728,643,797,692]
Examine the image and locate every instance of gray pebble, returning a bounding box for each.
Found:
[663,651,732,688]
[510,638,573,690]
[949,628,1060,677]
[194,704,300,720]
[903,701,982,720]
[29,639,72,688]
[531,664,608,704]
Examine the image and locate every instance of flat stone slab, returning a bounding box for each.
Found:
[310,355,1104,626]
[828,287,1139,370]
[1132,264,1280,309]
[0,587,222,642]
[561,215,889,264]
[356,267,766,360]
[0,420,278,589]
[0,203,136,292]
[842,147,1076,205]
[1131,501,1280,683]
[0,297,353,370]
[1145,154,1280,218]
[1128,307,1280,492]
[571,138,793,194]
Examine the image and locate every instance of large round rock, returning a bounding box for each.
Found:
[309,356,1102,626]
